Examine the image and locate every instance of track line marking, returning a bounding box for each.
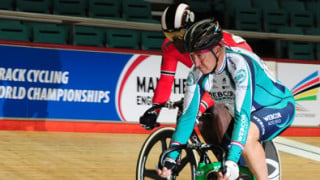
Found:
[274,137,320,162]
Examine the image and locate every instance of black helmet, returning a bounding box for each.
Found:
[184,18,223,53]
[161,3,195,32]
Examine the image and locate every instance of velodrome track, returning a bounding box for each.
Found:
[0,130,319,180]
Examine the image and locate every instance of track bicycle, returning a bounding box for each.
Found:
[136,100,281,180]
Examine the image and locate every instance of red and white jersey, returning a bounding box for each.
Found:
[152,31,252,113]
[222,31,253,52]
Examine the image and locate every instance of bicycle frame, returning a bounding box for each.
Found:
[159,130,256,180]
[196,162,255,180]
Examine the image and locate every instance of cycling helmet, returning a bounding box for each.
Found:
[161,3,195,32]
[184,18,223,53]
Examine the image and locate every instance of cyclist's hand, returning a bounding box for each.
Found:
[157,157,176,178]
[157,167,172,178]
[218,160,239,180]
[139,108,159,130]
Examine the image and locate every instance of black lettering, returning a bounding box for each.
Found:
[147,78,155,93]
[210,91,234,99]
[137,95,142,105]
[137,95,153,105]
[182,79,187,94]
[173,79,182,94]
[137,77,159,93]
[137,77,146,92]
[172,78,187,94]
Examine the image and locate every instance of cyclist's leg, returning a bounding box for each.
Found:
[198,103,232,145]
[242,122,269,179]
[238,141,281,179]
[246,98,295,179]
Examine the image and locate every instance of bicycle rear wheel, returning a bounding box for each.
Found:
[264,140,281,180]
[136,127,197,180]
[237,140,280,180]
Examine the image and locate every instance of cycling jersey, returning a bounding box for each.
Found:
[152,32,252,113]
[169,47,295,163]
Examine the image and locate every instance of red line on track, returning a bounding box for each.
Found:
[0,120,319,136]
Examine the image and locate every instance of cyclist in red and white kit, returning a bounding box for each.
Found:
[140,3,253,130]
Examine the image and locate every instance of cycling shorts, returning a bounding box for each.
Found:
[250,97,295,141]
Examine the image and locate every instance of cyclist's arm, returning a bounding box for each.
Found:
[152,56,178,105]
[199,91,215,115]
[227,56,253,163]
[152,41,180,105]
[168,69,202,159]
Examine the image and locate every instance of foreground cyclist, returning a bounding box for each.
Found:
[140,3,252,130]
[157,19,295,180]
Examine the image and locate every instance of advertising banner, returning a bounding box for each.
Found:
[0,45,186,122]
[278,63,320,127]
[1,44,319,128]
[0,45,130,121]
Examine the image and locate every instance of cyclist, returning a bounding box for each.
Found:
[140,3,252,131]
[157,18,295,180]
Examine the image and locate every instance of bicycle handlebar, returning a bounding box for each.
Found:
[158,143,227,174]
[141,99,183,129]
[144,98,184,114]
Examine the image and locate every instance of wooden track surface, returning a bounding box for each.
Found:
[0,131,319,180]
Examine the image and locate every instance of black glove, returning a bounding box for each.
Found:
[139,108,159,130]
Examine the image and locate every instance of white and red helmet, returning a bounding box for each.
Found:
[161,3,195,32]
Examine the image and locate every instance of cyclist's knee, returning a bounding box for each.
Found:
[243,122,261,152]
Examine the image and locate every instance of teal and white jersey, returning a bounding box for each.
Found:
[170,47,294,163]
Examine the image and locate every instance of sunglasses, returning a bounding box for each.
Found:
[163,29,186,42]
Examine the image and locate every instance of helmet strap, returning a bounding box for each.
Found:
[210,48,219,74]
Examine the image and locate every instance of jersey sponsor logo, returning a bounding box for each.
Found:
[235,69,246,84]
[222,77,227,84]
[238,114,248,142]
[210,78,219,88]
[252,115,265,135]
[209,90,234,100]
[263,112,282,121]
[187,73,195,86]
[221,77,231,89]
[263,112,283,126]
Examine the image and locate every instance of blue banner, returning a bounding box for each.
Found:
[0,45,132,121]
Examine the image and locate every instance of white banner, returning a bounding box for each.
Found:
[277,63,320,127]
[264,60,277,78]
[117,54,189,124]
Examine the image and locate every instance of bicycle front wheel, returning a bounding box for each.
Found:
[136,127,197,180]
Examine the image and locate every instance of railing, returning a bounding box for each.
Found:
[1,10,320,43]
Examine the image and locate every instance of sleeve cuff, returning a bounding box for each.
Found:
[227,142,244,163]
